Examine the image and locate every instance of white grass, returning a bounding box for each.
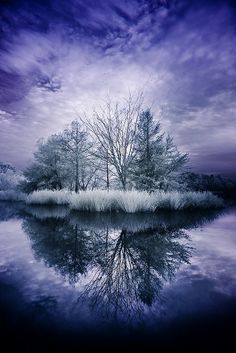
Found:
[69,190,157,213]
[155,191,224,210]
[0,190,27,202]
[25,189,224,212]
[26,190,73,205]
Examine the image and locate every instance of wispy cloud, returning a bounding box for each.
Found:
[0,0,235,176]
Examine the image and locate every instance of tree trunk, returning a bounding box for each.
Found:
[75,157,79,193]
[106,150,110,191]
[75,124,79,193]
[121,176,126,191]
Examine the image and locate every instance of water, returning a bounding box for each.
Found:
[0,202,236,350]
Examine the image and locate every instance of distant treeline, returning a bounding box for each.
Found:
[181,172,236,197]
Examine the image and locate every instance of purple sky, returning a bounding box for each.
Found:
[0,0,236,177]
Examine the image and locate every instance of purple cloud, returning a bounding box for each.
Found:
[0,0,235,177]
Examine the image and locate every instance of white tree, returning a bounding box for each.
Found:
[22,95,188,193]
[133,109,163,191]
[23,135,67,192]
[133,110,188,191]
[22,121,100,192]
[0,163,23,191]
[154,135,188,190]
[84,94,143,190]
[60,120,99,192]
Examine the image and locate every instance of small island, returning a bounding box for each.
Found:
[0,96,230,211]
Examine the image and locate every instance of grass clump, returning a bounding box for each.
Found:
[21,189,224,212]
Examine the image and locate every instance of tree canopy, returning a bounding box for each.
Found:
[22,98,188,193]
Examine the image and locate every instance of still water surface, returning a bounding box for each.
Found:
[0,202,236,349]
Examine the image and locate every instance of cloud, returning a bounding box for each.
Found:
[0,0,235,176]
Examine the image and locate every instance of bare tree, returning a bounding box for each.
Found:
[60,120,98,192]
[84,94,143,190]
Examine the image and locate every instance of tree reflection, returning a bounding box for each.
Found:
[79,226,191,318]
[21,206,222,318]
[22,218,92,285]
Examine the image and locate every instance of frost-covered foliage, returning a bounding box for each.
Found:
[22,135,70,192]
[133,110,188,192]
[0,162,16,174]
[0,162,26,200]
[26,189,224,212]
[12,97,233,195]
[22,121,101,193]
[0,162,24,191]
[22,99,188,193]
[26,190,73,205]
[0,190,27,202]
